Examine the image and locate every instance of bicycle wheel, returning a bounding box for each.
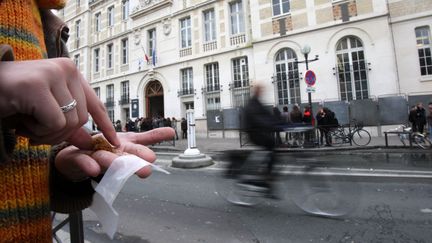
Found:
[412,133,432,149]
[290,165,361,217]
[329,129,345,146]
[352,129,371,146]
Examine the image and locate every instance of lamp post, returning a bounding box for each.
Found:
[295,45,319,146]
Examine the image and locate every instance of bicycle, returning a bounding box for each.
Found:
[217,150,361,217]
[329,120,371,146]
[388,125,431,149]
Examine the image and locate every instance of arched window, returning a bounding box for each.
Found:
[335,36,369,101]
[274,48,300,105]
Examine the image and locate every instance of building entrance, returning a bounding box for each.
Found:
[145,80,164,118]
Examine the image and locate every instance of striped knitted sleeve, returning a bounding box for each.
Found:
[0,44,17,162]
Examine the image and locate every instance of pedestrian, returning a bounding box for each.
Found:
[409,102,427,134]
[427,102,432,140]
[115,120,123,132]
[181,117,188,139]
[273,107,283,145]
[172,117,179,140]
[290,104,303,146]
[281,106,291,143]
[0,2,174,241]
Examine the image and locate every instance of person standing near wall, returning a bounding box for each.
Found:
[427,102,432,140]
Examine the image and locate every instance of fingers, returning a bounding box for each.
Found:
[80,74,120,147]
[91,149,153,178]
[67,128,94,150]
[55,146,101,180]
[130,127,175,145]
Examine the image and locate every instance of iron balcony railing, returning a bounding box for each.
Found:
[118,95,130,105]
[105,98,115,108]
[202,84,220,93]
[178,88,194,96]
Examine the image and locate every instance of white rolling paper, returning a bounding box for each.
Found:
[89,154,170,239]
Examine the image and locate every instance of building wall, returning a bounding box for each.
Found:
[59,0,432,136]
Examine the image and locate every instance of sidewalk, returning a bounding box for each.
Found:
[150,134,426,154]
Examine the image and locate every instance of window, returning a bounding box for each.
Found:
[181,68,193,95]
[335,36,369,101]
[203,9,216,42]
[108,6,114,27]
[93,87,100,98]
[204,63,220,111]
[415,26,432,76]
[107,43,113,69]
[272,0,290,16]
[180,17,192,48]
[148,28,156,57]
[74,54,80,67]
[205,63,220,91]
[121,81,130,104]
[95,12,101,32]
[94,48,100,72]
[75,20,80,48]
[274,48,300,105]
[121,38,128,64]
[76,0,80,7]
[229,1,245,35]
[122,0,129,20]
[232,57,249,88]
[106,84,114,107]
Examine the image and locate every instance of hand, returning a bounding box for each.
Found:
[54,127,175,181]
[0,58,119,149]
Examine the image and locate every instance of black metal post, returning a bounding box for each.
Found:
[69,211,84,243]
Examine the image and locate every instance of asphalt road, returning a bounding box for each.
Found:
[54,157,432,243]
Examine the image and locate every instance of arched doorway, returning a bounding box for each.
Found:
[145,80,164,118]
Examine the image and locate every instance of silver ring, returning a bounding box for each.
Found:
[60,99,77,113]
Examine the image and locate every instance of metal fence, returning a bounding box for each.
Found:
[207,93,432,130]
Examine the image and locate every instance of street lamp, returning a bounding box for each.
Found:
[295,44,319,146]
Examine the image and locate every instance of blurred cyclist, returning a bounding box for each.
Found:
[226,84,282,198]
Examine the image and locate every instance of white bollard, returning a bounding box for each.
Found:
[184,109,200,156]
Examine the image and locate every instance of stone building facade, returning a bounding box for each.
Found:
[59,0,432,137]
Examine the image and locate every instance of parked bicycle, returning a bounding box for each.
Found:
[388,125,431,149]
[217,150,361,217]
[329,119,371,146]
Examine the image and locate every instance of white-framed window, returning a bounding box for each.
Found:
[205,62,220,90]
[75,19,80,48]
[148,28,156,57]
[274,48,300,105]
[204,62,220,111]
[122,0,129,20]
[229,1,245,35]
[121,81,130,103]
[181,68,193,94]
[203,9,216,42]
[106,84,114,100]
[180,17,192,48]
[93,87,100,98]
[272,0,290,16]
[335,36,369,101]
[95,12,101,32]
[74,54,80,67]
[415,26,432,76]
[108,5,115,27]
[94,48,100,72]
[121,38,128,64]
[232,57,249,88]
[107,43,113,69]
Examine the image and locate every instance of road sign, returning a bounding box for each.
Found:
[306,87,316,93]
[305,70,316,86]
